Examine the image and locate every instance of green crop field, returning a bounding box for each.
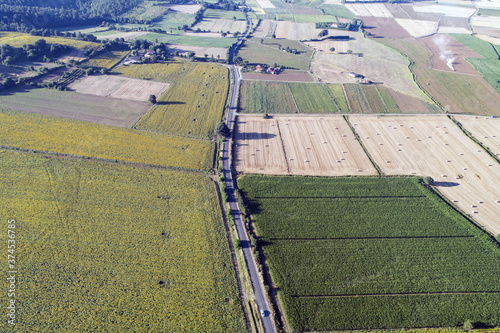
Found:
[288,82,338,113]
[204,9,247,20]
[0,150,245,332]
[113,62,229,139]
[344,83,372,113]
[238,175,500,331]
[154,11,196,31]
[319,4,356,19]
[239,40,312,71]
[449,34,500,92]
[478,8,500,16]
[134,32,237,48]
[324,84,350,113]
[376,86,400,113]
[239,80,297,113]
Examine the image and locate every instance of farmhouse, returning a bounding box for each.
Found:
[349,72,360,78]
[255,64,265,72]
[267,67,280,75]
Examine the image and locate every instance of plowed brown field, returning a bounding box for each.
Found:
[350,115,500,236]
[235,115,377,176]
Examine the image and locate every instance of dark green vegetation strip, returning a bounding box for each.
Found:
[238,175,500,331]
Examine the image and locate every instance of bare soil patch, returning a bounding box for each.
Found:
[0,86,150,127]
[350,115,500,236]
[235,115,377,176]
[97,31,148,41]
[473,26,500,39]
[253,20,276,38]
[169,44,227,59]
[165,4,201,14]
[57,48,86,63]
[384,3,412,19]
[420,34,482,74]
[275,21,321,40]
[242,71,315,82]
[363,17,411,38]
[67,75,170,101]
[399,4,442,21]
[413,4,476,18]
[395,19,438,37]
[285,3,322,15]
[345,3,393,17]
[439,16,470,30]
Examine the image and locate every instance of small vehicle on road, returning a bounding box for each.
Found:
[260,309,266,317]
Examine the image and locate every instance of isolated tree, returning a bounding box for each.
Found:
[347,49,353,54]
[329,47,335,52]
[318,29,328,38]
[100,68,108,75]
[149,94,157,104]
[463,320,474,331]
[260,38,263,44]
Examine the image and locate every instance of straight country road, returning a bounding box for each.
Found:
[223,4,277,333]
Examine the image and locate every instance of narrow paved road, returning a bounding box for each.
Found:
[223,4,276,333]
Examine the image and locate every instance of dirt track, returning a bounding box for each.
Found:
[350,115,500,236]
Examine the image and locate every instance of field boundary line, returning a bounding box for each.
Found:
[293,290,500,298]
[449,115,500,165]
[341,84,352,112]
[270,235,474,241]
[343,115,383,176]
[286,83,301,113]
[375,86,390,113]
[0,145,209,174]
[321,84,342,113]
[274,118,291,173]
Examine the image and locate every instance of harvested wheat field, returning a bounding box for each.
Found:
[395,19,438,37]
[68,75,170,101]
[235,115,377,176]
[454,115,500,158]
[234,116,288,175]
[350,115,500,236]
[274,21,321,40]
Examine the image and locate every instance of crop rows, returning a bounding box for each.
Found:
[238,175,500,331]
[0,108,213,171]
[239,80,297,113]
[83,50,130,69]
[0,151,245,332]
[113,62,229,139]
[288,82,338,113]
[324,84,349,113]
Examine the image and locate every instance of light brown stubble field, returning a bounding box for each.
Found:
[454,115,500,158]
[235,115,377,176]
[350,115,500,236]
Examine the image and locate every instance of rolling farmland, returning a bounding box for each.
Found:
[0,108,213,171]
[238,175,500,331]
[0,31,100,49]
[350,115,500,236]
[235,115,377,176]
[0,151,245,332]
[113,62,229,139]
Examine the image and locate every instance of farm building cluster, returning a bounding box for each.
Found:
[123,50,156,65]
[255,64,281,75]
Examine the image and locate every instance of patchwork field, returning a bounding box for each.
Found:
[165,4,202,14]
[113,62,229,139]
[0,87,151,127]
[68,75,170,102]
[288,82,339,113]
[241,71,314,82]
[412,4,476,18]
[81,50,130,69]
[169,44,227,59]
[235,115,377,176]
[362,17,411,38]
[239,175,500,331]
[318,4,356,19]
[350,115,500,236]
[194,18,248,34]
[0,108,213,171]
[454,115,500,158]
[0,151,245,332]
[274,21,322,40]
[134,32,237,48]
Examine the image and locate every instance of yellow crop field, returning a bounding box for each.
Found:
[82,50,130,69]
[0,108,213,171]
[113,62,229,139]
[0,150,245,332]
[0,31,100,49]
